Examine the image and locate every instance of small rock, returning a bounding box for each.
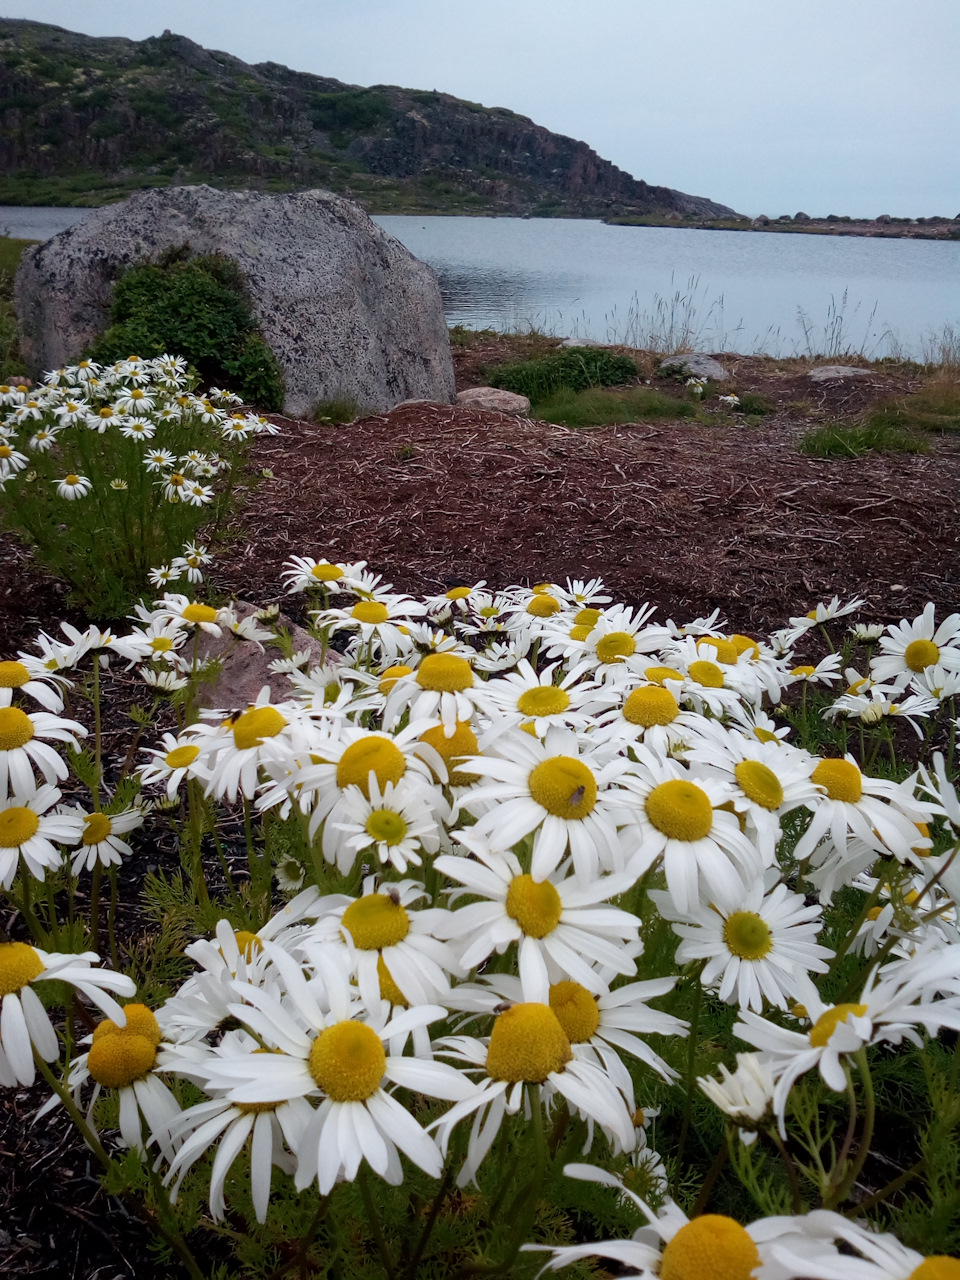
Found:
[196,601,336,711]
[807,365,872,382]
[393,398,446,409]
[559,336,605,348]
[659,353,730,382]
[456,387,531,415]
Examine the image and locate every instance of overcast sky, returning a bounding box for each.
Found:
[8,0,959,217]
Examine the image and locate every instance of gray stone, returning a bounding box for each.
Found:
[807,365,872,382]
[659,353,730,382]
[456,387,531,415]
[559,336,605,348]
[15,184,456,418]
[196,601,338,710]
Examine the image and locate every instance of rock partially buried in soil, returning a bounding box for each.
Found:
[15,184,456,418]
[659,353,730,381]
[456,387,531,415]
[559,336,605,348]
[807,365,873,382]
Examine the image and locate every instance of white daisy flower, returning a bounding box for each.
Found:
[458,725,632,883]
[328,776,441,874]
[119,418,156,440]
[480,659,612,737]
[698,1051,777,1144]
[871,602,960,688]
[0,703,86,799]
[0,784,83,885]
[0,941,135,1086]
[382,651,486,736]
[144,448,176,473]
[55,472,92,500]
[434,841,640,995]
[201,962,473,1195]
[652,878,832,1012]
[68,805,144,873]
[313,590,427,661]
[281,556,369,594]
[188,690,308,803]
[789,653,843,686]
[0,440,29,477]
[0,657,67,712]
[139,733,209,801]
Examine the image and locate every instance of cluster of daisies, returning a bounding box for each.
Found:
[0,354,277,506]
[3,560,960,1278]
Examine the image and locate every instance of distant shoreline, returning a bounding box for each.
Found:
[603,214,960,242]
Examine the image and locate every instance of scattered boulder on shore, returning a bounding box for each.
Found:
[15,184,456,418]
[659,353,730,382]
[456,387,531,415]
[807,365,872,382]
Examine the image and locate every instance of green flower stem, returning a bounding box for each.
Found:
[690,1133,730,1215]
[91,658,102,812]
[769,1128,803,1213]
[16,875,49,948]
[402,1164,454,1280]
[186,779,210,906]
[263,1196,331,1280]
[89,861,102,954]
[107,866,119,969]
[358,1163,396,1280]
[847,1156,924,1217]
[673,959,705,1197]
[826,878,885,978]
[34,1050,111,1167]
[835,1048,875,1204]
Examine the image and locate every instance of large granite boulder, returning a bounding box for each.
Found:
[15,185,456,418]
[659,353,730,382]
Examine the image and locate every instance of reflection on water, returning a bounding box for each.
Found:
[3,205,957,359]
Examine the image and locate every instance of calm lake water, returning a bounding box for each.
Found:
[5,206,958,358]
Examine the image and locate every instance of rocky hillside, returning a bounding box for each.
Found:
[0,18,736,218]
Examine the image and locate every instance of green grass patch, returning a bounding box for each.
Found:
[734,390,775,415]
[865,382,960,435]
[488,347,637,399]
[533,386,695,427]
[799,420,929,458]
[0,235,35,377]
[312,397,358,425]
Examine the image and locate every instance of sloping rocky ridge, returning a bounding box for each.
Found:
[0,18,736,218]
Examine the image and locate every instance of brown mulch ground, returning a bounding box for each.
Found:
[1,344,959,1277]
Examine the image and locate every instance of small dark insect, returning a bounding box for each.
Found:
[493,1001,514,1014]
[386,887,402,906]
[568,785,586,807]
[222,709,245,726]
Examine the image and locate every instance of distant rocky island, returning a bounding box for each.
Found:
[605,211,960,241]
[0,18,736,220]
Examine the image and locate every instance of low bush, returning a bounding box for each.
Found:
[488,346,637,399]
[533,385,695,427]
[88,249,285,411]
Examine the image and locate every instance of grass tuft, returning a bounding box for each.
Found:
[532,386,695,428]
[488,348,637,400]
[799,420,929,458]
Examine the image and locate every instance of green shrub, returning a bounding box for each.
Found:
[799,420,929,458]
[88,250,285,411]
[488,347,637,400]
[532,386,695,428]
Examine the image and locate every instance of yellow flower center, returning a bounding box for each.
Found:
[527,756,597,819]
[308,1021,386,1101]
[479,606,500,619]
[416,653,474,692]
[341,893,410,950]
[0,941,44,995]
[526,595,560,617]
[379,664,412,693]
[420,720,479,785]
[82,813,112,845]
[734,760,784,811]
[232,706,288,751]
[811,758,862,803]
[688,660,724,688]
[596,631,636,664]
[446,586,472,600]
[698,637,738,665]
[645,779,713,841]
[904,638,940,673]
[645,665,685,685]
[791,665,816,678]
[505,874,563,938]
[88,1003,161,1088]
[659,1215,760,1280]
[351,601,389,624]
[0,806,40,848]
[568,624,592,641]
[377,956,408,1006]
[723,911,773,960]
[0,444,10,459]
[549,980,600,1042]
[164,743,200,769]
[913,821,931,856]
[517,686,571,717]
[0,661,30,688]
[753,727,779,745]
[809,1002,869,1048]
[365,808,408,846]
[623,685,679,727]
[0,706,34,750]
[149,636,173,652]
[234,930,262,958]
[310,563,343,581]
[182,602,218,624]
[485,1003,572,1082]
[731,634,761,659]
[574,607,601,627]
[908,1260,960,1280]
[337,737,407,798]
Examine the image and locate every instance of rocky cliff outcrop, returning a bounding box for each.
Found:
[0,18,736,219]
